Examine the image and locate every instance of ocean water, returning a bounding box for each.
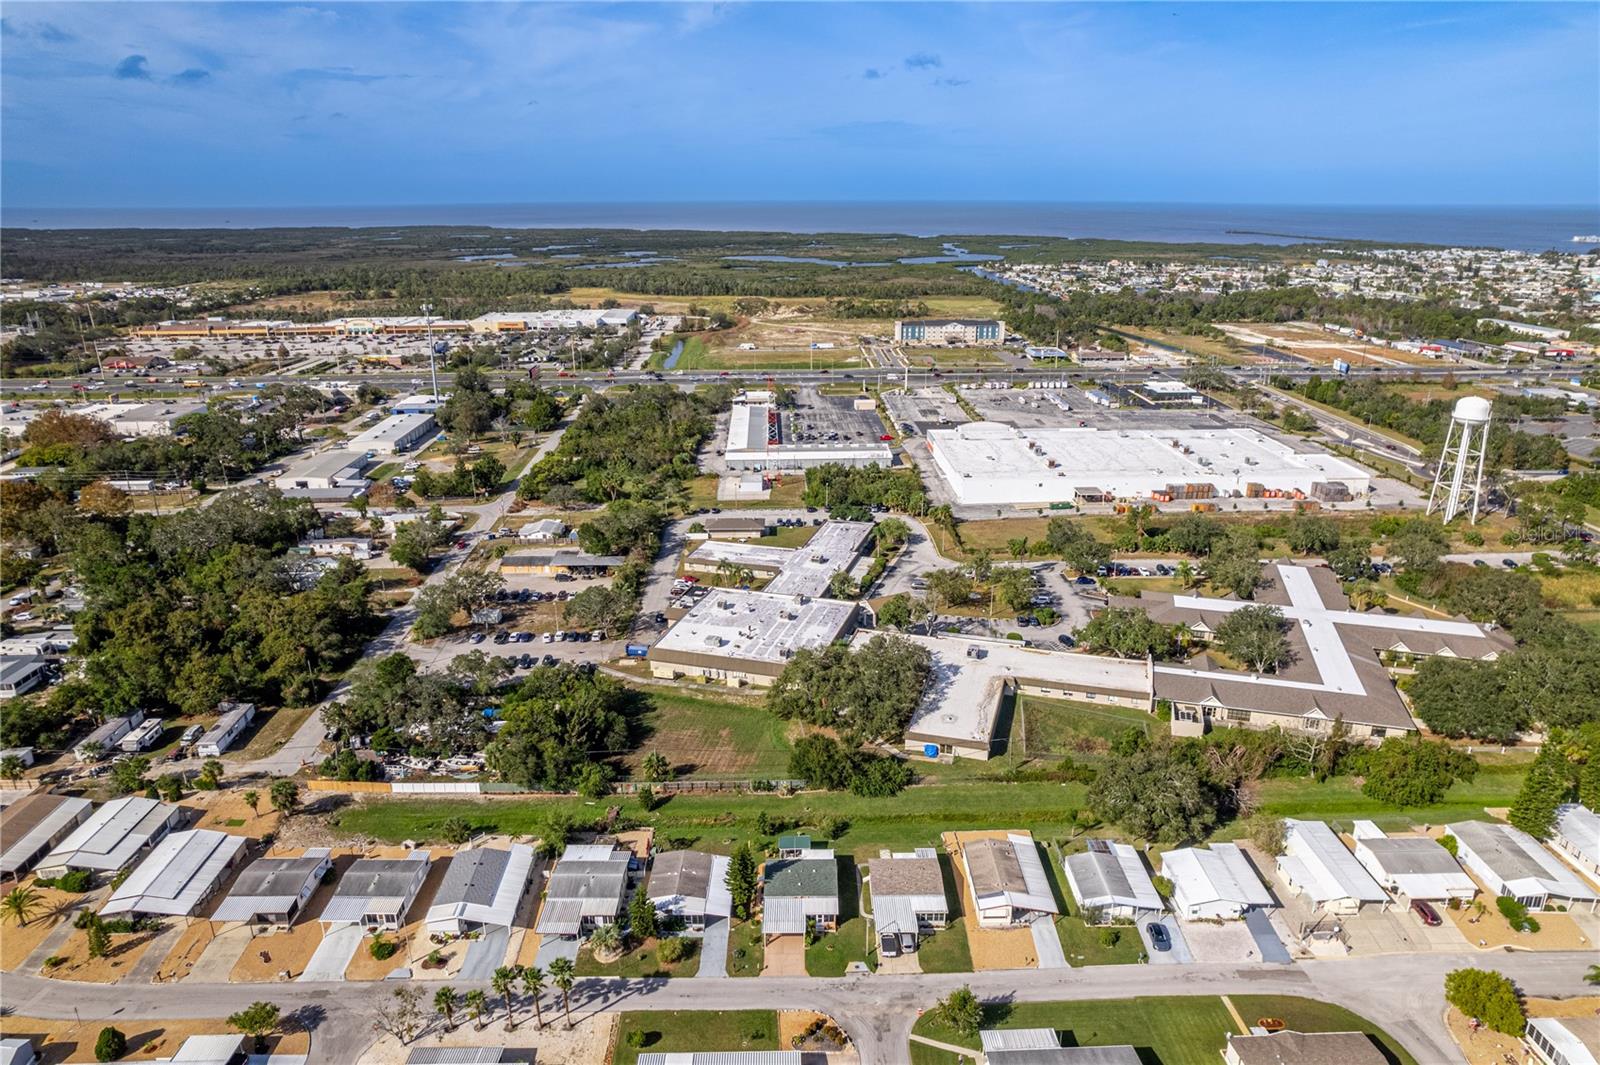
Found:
[3,201,1596,252]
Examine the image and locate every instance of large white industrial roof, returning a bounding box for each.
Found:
[925,421,1369,506]
[41,796,181,873]
[763,521,873,598]
[654,588,856,666]
[347,412,434,451]
[1279,819,1386,904]
[101,829,245,917]
[686,539,795,572]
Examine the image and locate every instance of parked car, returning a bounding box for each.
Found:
[1057,634,1076,648]
[470,632,486,644]
[1501,558,1518,569]
[878,932,901,958]
[1410,899,1442,927]
[1146,923,1171,952]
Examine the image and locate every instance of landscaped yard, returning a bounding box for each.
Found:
[910,995,1240,1065]
[622,689,796,781]
[612,1009,779,1065]
[1227,995,1419,1065]
[575,936,700,978]
[725,919,764,978]
[916,853,974,973]
[1052,913,1144,966]
[806,858,874,976]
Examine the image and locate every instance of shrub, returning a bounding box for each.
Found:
[656,936,693,964]
[1444,967,1525,1035]
[1438,834,1459,857]
[625,1029,650,1049]
[1098,927,1121,948]
[369,934,398,960]
[95,1026,127,1062]
[1495,896,1540,934]
[38,869,93,893]
[440,816,473,845]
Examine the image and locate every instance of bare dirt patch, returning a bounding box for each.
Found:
[1,878,91,970]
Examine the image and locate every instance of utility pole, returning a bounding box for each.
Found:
[422,302,439,400]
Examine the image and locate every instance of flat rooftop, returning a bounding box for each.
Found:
[864,631,1152,751]
[686,539,795,573]
[764,520,873,597]
[925,421,1370,506]
[654,588,856,668]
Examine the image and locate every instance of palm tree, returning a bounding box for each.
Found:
[464,989,487,1031]
[518,965,546,1029]
[1,885,42,927]
[1175,559,1195,589]
[548,956,576,1029]
[243,790,260,817]
[641,752,670,783]
[491,966,518,1030]
[1006,536,1029,560]
[1586,963,1600,986]
[0,755,25,783]
[433,987,457,1032]
[588,921,622,956]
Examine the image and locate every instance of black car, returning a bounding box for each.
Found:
[1057,634,1076,647]
[519,654,534,668]
[541,654,557,667]
[1146,923,1171,952]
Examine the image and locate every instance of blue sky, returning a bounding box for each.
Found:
[1,2,1595,208]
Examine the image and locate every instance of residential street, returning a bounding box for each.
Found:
[1,950,1591,1064]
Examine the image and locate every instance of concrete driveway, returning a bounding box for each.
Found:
[532,934,578,970]
[299,923,362,982]
[761,933,806,976]
[183,926,254,983]
[457,927,510,982]
[695,917,730,979]
[1244,909,1292,963]
[1138,913,1193,965]
[1030,916,1068,969]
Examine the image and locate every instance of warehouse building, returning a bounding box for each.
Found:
[535,844,632,939]
[649,588,859,687]
[78,401,207,438]
[1350,823,1475,902]
[695,515,773,540]
[38,797,184,877]
[647,850,732,932]
[471,308,637,332]
[1160,843,1274,920]
[100,829,247,918]
[211,849,334,931]
[723,401,893,471]
[424,843,536,936]
[196,701,256,758]
[0,793,92,881]
[347,412,436,455]
[321,851,432,930]
[959,832,1057,928]
[870,632,1152,761]
[867,849,949,947]
[1446,820,1599,912]
[682,539,794,581]
[273,449,372,500]
[925,422,1370,507]
[1277,819,1386,915]
[763,520,873,597]
[1123,563,1513,741]
[1063,839,1163,922]
[893,318,1005,345]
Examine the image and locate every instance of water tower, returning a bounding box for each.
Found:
[1427,396,1492,523]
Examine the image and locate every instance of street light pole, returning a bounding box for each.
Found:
[422,302,439,400]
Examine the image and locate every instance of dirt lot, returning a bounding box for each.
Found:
[0,878,94,970]
[225,849,379,982]
[43,920,167,983]
[0,1015,310,1064]
[189,790,283,838]
[1445,873,1595,950]
[343,851,454,980]
[359,1011,614,1065]
[941,831,1040,971]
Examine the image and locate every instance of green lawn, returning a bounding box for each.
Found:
[806,857,874,976]
[575,936,700,978]
[612,1009,778,1064]
[726,919,764,977]
[1227,995,1418,1065]
[1012,695,1154,759]
[1238,763,1526,832]
[684,474,807,511]
[912,996,1240,1065]
[624,690,795,781]
[916,852,974,973]
[1053,914,1144,965]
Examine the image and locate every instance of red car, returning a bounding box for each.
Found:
[1410,899,1441,927]
[879,434,894,441]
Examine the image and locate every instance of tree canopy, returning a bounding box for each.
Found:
[767,634,932,745]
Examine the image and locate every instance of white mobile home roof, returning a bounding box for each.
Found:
[210,849,332,922]
[1350,823,1475,900]
[101,829,245,917]
[196,701,255,755]
[320,851,432,923]
[636,1054,802,1065]
[964,833,1058,915]
[1448,820,1598,903]
[1278,819,1386,905]
[1161,843,1272,909]
[0,793,92,878]
[1553,804,1600,872]
[1525,1017,1600,1065]
[40,796,181,873]
[1063,840,1162,912]
[425,843,535,931]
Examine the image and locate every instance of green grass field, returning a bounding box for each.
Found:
[684,474,808,511]
[726,919,763,977]
[1226,995,1419,1065]
[612,1009,778,1064]
[623,689,795,781]
[911,995,1241,1065]
[1012,695,1154,759]
[916,854,974,973]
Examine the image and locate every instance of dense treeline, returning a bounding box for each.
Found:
[802,464,927,515]
[1290,376,1568,467]
[1,487,382,747]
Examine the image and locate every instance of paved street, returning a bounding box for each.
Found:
[1,950,1592,1064]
